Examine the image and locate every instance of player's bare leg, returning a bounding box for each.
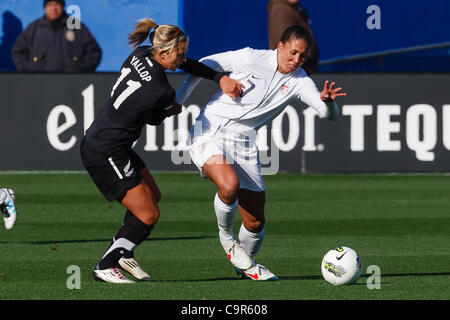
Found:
[237,189,265,234]
[120,167,161,234]
[203,155,240,204]
[109,168,159,279]
[94,170,158,283]
[121,180,160,226]
[141,168,162,203]
[202,156,253,270]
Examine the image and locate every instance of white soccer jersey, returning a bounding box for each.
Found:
[176,47,336,136]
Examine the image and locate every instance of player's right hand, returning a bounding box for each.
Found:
[219,76,245,99]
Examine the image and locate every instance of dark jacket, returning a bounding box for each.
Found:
[11,13,101,72]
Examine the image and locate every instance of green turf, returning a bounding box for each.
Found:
[0,172,449,300]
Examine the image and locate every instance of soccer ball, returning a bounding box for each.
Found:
[321,246,363,286]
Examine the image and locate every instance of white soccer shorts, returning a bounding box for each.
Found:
[189,134,265,192]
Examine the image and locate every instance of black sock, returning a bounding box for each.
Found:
[123,209,133,225]
[98,214,153,269]
[104,210,135,256]
[120,210,136,258]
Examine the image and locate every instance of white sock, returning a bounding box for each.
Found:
[214,192,238,244]
[238,224,265,263]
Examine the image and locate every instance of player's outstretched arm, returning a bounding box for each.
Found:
[320,80,347,120]
[320,80,347,102]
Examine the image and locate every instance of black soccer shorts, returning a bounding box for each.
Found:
[80,137,146,202]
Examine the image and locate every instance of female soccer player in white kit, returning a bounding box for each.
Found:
[175,25,347,280]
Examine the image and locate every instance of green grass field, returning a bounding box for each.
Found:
[0,172,449,300]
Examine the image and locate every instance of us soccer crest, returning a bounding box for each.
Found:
[280,84,290,95]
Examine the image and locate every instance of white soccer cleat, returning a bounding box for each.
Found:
[93,266,135,284]
[118,257,151,281]
[221,240,253,270]
[1,188,17,230]
[236,263,279,281]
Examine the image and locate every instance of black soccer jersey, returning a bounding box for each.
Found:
[85,46,223,156]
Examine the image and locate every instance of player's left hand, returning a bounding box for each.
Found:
[320,80,347,102]
[219,75,245,99]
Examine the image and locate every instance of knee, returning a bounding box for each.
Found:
[244,216,265,233]
[150,208,160,225]
[218,179,240,203]
[140,207,160,226]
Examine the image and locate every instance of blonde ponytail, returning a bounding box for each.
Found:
[128,18,187,55]
[128,18,158,48]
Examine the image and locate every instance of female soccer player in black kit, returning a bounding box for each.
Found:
[80,18,244,283]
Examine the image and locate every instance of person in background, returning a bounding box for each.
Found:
[11,0,101,72]
[267,0,319,73]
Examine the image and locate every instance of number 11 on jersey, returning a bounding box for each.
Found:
[111,67,142,110]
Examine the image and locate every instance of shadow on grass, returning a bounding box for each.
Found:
[151,277,242,283]
[0,235,216,245]
[129,271,450,283]
[278,271,450,282]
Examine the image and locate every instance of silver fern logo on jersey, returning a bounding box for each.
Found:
[123,160,135,178]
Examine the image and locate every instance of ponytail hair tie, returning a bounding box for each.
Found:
[154,24,159,30]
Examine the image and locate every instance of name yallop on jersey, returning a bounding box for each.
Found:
[130,55,152,82]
